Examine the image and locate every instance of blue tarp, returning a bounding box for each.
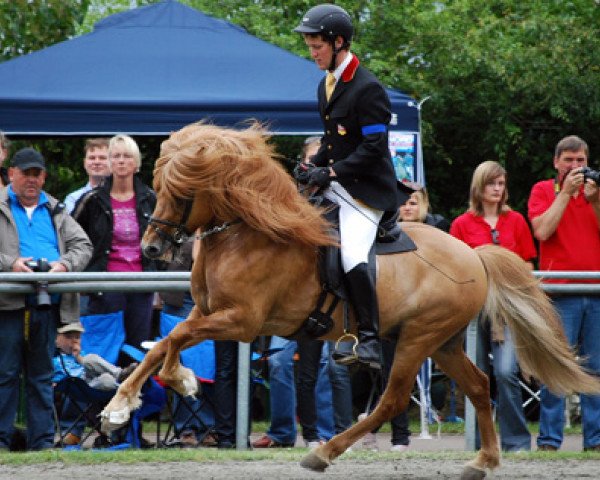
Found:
[0,0,418,136]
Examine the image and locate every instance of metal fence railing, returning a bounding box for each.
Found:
[1,270,598,450]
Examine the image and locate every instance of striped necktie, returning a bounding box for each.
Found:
[325,72,336,101]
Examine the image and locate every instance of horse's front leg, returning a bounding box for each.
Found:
[101,338,169,433]
[158,305,258,396]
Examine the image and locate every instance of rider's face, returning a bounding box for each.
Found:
[303,34,333,71]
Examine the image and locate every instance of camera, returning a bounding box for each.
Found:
[581,167,600,185]
[25,258,52,309]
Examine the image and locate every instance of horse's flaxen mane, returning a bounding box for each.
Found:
[154,122,336,248]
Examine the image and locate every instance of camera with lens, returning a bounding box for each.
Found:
[25,258,52,309]
[581,167,600,185]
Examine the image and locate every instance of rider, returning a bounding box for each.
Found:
[294,4,400,370]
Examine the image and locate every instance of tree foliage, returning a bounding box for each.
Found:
[396,0,600,216]
[1,0,600,218]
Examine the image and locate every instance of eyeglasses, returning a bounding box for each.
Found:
[491,229,500,245]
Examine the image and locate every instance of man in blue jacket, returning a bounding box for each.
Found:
[0,147,92,450]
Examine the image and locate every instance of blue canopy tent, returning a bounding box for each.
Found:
[0,1,418,135]
[0,0,423,181]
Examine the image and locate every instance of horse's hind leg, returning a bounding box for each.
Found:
[432,346,500,479]
[302,349,422,471]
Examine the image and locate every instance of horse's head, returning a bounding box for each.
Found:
[142,128,215,260]
[143,121,336,260]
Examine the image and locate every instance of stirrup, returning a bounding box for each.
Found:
[331,333,359,365]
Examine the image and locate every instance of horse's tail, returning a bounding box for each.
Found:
[475,244,600,395]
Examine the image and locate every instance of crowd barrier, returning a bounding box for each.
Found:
[0,270,598,450]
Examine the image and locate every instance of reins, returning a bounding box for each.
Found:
[198,219,242,240]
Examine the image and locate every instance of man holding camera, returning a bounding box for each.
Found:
[528,135,600,452]
[0,147,92,451]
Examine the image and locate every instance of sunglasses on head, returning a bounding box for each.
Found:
[491,229,500,245]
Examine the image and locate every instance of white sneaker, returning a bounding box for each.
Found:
[358,412,378,451]
[306,440,324,449]
[362,432,378,451]
[390,444,409,453]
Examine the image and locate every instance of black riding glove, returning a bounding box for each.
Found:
[308,167,332,188]
[293,162,311,184]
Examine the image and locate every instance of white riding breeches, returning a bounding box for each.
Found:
[324,181,383,273]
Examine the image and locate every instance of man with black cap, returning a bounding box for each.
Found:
[294,4,400,370]
[0,147,92,451]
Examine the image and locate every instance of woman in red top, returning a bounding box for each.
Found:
[450,160,536,452]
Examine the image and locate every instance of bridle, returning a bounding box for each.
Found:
[148,199,193,249]
[149,198,242,251]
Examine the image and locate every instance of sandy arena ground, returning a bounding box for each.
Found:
[2,457,600,480]
[1,434,597,479]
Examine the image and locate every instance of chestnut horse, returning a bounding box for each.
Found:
[101,123,600,479]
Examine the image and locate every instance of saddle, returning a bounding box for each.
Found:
[292,196,416,340]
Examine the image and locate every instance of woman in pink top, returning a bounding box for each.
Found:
[450,160,536,452]
[73,135,157,357]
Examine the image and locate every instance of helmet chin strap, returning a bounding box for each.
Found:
[327,37,349,72]
[327,40,339,72]
[327,35,348,72]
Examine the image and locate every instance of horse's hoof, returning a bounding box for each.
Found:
[461,465,487,480]
[182,375,198,396]
[300,449,330,472]
[100,407,130,433]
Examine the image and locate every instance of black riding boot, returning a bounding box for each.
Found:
[332,262,382,370]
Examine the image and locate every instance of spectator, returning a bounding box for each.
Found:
[400,188,450,232]
[294,4,400,370]
[213,340,251,449]
[54,322,138,390]
[72,134,157,358]
[451,160,536,452]
[0,147,92,450]
[53,322,137,446]
[64,138,110,214]
[528,135,600,452]
[252,337,345,449]
[0,130,10,186]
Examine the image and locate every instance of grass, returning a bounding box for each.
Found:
[251,419,582,436]
[0,420,589,466]
[1,444,599,466]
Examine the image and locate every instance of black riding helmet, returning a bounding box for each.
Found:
[294,4,353,71]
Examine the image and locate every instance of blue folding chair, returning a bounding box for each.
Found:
[80,311,125,365]
[158,311,216,446]
[76,311,165,449]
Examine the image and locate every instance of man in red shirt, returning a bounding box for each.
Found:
[528,135,600,452]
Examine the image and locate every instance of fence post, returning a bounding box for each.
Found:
[236,341,251,450]
[464,317,479,451]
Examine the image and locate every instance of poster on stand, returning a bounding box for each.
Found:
[389,131,422,185]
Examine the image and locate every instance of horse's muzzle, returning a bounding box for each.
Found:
[143,242,164,259]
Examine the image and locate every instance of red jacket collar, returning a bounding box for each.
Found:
[341,54,360,83]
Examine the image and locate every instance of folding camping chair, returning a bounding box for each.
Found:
[55,310,165,449]
[156,311,217,447]
[53,311,126,448]
[53,374,116,448]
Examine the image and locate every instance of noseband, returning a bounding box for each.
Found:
[148,199,193,248]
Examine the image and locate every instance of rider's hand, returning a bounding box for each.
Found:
[293,162,312,184]
[307,167,332,188]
